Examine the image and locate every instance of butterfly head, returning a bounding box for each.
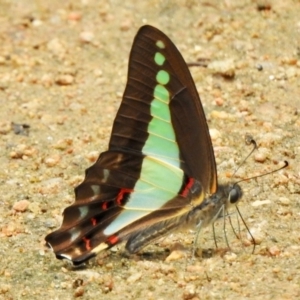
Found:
[227,183,243,205]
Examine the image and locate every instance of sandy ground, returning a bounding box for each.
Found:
[0,0,299,299]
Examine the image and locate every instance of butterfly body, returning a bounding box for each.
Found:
[45,25,242,265]
[125,183,242,254]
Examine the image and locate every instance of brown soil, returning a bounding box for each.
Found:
[0,1,299,299]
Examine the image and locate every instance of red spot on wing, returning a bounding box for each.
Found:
[181,178,195,197]
[102,202,108,210]
[107,235,119,246]
[116,188,133,205]
[91,217,97,226]
[83,237,91,250]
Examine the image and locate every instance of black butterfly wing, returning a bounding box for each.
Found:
[45,25,217,264]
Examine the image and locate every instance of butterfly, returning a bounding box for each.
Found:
[45,25,242,265]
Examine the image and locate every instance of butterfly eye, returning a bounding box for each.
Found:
[229,187,240,204]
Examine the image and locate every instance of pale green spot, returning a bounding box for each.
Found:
[154,85,169,103]
[156,40,165,49]
[156,70,170,85]
[154,52,165,66]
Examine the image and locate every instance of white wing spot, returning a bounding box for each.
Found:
[102,169,110,183]
[91,185,101,195]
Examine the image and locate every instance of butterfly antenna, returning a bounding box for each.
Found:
[228,157,288,254]
[224,136,287,255]
[235,160,289,185]
[232,134,258,177]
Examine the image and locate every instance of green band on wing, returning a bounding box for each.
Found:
[103,38,183,236]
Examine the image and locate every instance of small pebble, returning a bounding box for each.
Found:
[53,139,73,150]
[256,1,271,11]
[208,59,235,78]
[69,102,86,112]
[251,200,271,207]
[286,67,298,79]
[13,200,30,212]
[215,97,224,106]
[47,38,66,56]
[278,197,290,206]
[281,57,297,65]
[55,74,74,85]
[209,128,221,140]
[224,252,237,262]
[120,20,132,31]
[93,69,103,77]
[182,284,196,300]
[268,245,281,256]
[0,55,6,65]
[186,264,204,273]
[256,64,263,71]
[126,272,142,284]
[44,154,61,167]
[165,250,185,262]
[254,152,267,163]
[246,227,265,245]
[9,144,37,159]
[32,18,43,26]
[44,219,57,229]
[86,151,99,162]
[0,284,11,293]
[11,122,30,136]
[210,110,230,120]
[0,121,11,134]
[74,286,84,297]
[79,31,94,43]
[68,12,82,21]
[40,73,54,86]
